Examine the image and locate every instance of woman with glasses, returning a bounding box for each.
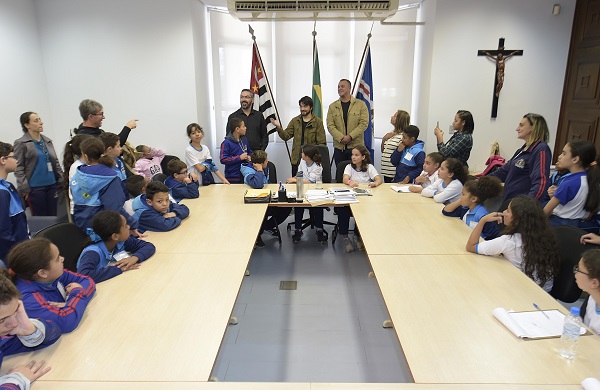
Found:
[490,113,552,204]
[574,249,600,333]
[13,112,64,216]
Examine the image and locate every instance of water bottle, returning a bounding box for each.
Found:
[559,306,582,359]
[296,171,304,200]
[315,173,323,189]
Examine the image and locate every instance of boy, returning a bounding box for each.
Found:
[220,118,251,184]
[165,159,199,202]
[124,175,148,216]
[132,181,189,233]
[134,145,165,180]
[409,152,443,193]
[0,142,29,265]
[99,132,128,198]
[390,125,425,184]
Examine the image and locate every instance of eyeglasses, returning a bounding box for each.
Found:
[177,170,188,175]
[2,155,16,160]
[573,265,590,276]
[91,112,105,117]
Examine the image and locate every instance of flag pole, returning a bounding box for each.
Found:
[352,23,374,96]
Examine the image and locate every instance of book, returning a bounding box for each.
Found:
[492,307,585,339]
[391,185,412,193]
[243,189,271,203]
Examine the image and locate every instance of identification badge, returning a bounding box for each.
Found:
[405,152,414,161]
[113,251,132,261]
[47,162,53,172]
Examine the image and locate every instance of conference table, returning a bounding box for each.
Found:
[3,183,599,389]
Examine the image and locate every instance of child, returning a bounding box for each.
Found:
[544,140,600,228]
[286,145,328,244]
[220,118,251,184]
[62,134,92,216]
[132,181,190,233]
[185,123,229,185]
[547,167,570,198]
[442,176,503,239]
[390,125,425,184]
[241,151,290,248]
[466,196,559,292]
[409,152,443,193]
[77,211,156,283]
[0,142,29,266]
[134,145,165,180]
[165,159,199,202]
[70,137,139,233]
[123,175,148,216]
[574,249,600,333]
[337,145,382,252]
[421,158,467,204]
[6,238,96,333]
[0,273,60,389]
[99,132,128,199]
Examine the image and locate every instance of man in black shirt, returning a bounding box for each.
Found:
[227,89,268,151]
[74,99,138,147]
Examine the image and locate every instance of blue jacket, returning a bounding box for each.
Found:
[0,179,29,262]
[0,318,61,370]
[70,164,137,230]
[113,157,129,199]
[220,135,251,184]
[164,176,199,202]
[131,194,190,233]
[17,270,96,333]
[240,163,269,189]
[442,204,499,240]
[76,236,156,283]
[390,140,426,183]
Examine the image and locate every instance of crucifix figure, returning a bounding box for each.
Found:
[478,38,523,118]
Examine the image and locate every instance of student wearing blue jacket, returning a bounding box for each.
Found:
[7,238,96,334]
[77,211,156,283]
[99,132,129,199]
[390,125,425,184]
[70,137,139,233]
[220,117,252,184]
[0,142,29,266]
[164,159,199,202]
[132,181,190,233]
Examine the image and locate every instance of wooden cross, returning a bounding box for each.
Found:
[478,38,523,118]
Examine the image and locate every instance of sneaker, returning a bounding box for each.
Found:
[255,236,265,248]
[353,235,364,251]
[343,236,354,252]
[266,227,280,237]
[292,230,303,243]
[316,229,328,244]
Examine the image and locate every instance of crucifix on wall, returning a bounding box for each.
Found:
[478,38,523,118]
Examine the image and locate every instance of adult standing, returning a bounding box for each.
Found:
[228,89,268,151]
[490,113,552,203]
[381,110,410,183]
[434,110,474,167]
[270,96,326,176]
[74,99,138,147]
[13,112,64,216]
[326,79,369,166]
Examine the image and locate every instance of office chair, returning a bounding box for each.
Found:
[331,160,355,244]
[550,225,598,303]
[26,192,69,235]
[152,173,168,182]
[267,161,277,184]
[34,222,88,272]
[160,155,180,175]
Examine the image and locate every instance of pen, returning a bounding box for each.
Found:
[533,303,549,319]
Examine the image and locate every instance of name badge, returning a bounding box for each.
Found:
[47,162,53,172]
[405,152,414,161]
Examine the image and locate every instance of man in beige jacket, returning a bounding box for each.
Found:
[326,79,369,166]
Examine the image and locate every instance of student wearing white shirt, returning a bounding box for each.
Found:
[575,249,600,334]
[409,152,443,193]
[185,123,230,185]
[420,158,467,205]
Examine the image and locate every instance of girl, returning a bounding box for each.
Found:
[337,145,382,252]
[286,145,327,244]
[408,152,443,193]
[62,134,92,216]
[434,110,474,167]
[6,238,96,333]
[220,118,251,184]
[574,249,600,333]
[185,123,230,185]
[442,176,503,240]
[77,211,156,283]
[70,137,139,233]
[134,145,165,180]
[466,196,559,292]
[381,110,410,183]
[0,273,60,389]
[544,140,600,228]
[421,158,467,204]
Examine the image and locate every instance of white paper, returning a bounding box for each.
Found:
[582,378,600,390]
[492,307,582,339]
[391,185,411,193]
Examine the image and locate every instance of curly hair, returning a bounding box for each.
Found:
[443,157,468,184]
[503,196,559,288]
[463,176,502,204]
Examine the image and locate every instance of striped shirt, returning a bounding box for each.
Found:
[381,133,403,179]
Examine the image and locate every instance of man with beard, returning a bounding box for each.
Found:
[270,96,326,176]
[227,89,268,151]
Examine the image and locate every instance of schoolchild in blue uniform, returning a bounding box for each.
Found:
[164,159,199,202]
[7,238,96,333]
[77,211,156,283]
[0,273,60,389]
[0,143,29,266]
[220,117,252,184]
[132,181,190,233]
[99,132,128,199]
[442,176,503,240]
[544,140,600,229]
[390,125,425,184]
[70,137,139,234]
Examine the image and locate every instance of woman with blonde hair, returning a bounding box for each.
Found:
[381,110,410,183]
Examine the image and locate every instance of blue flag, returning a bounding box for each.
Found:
[355,44,374,159]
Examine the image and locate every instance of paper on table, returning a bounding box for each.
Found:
[391,185,411,193]
[582,378,600,390]
[492,307,584,339]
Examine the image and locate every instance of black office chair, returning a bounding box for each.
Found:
[160,155,180,175]
[152,173,168,183]
[34,222,88,272]
[550,225,598,303]
[267,161,277,184]
[331,160,355,244]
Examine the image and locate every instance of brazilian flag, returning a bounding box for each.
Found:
[312,39,323,120]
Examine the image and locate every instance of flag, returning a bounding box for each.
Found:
[355,44,374,158]
[312,38,323,120]
[250,42,277,135]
